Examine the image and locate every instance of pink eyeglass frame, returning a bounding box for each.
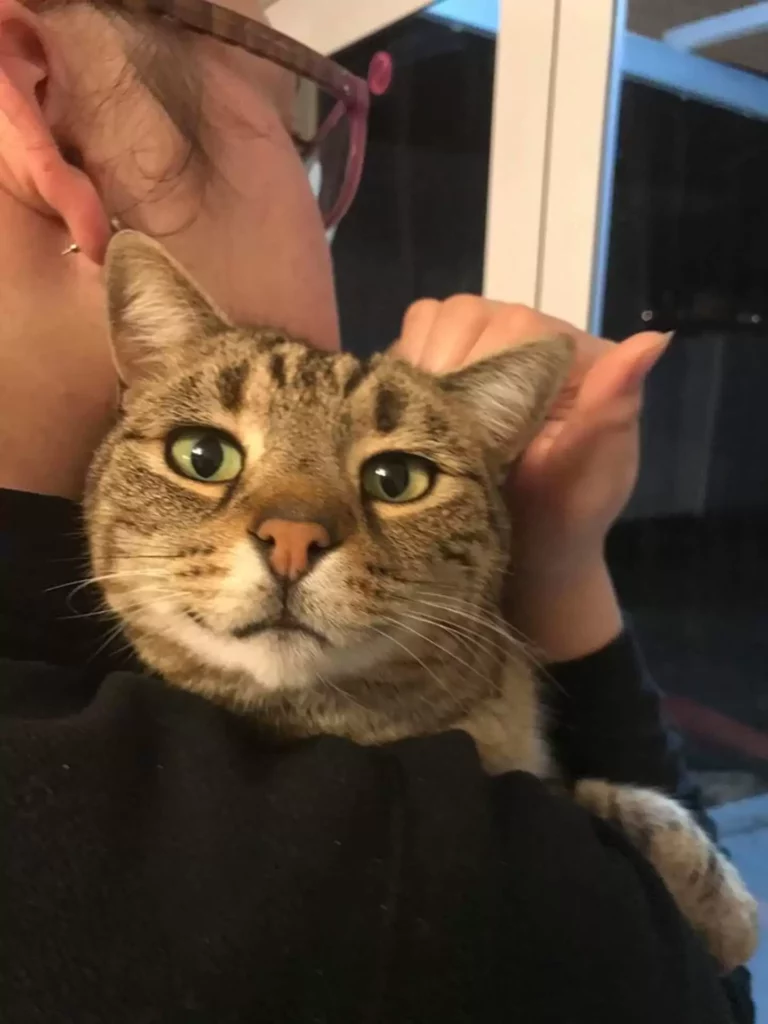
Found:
[110,0,393,227]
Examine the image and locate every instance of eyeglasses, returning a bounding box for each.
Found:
[111,0,392,228]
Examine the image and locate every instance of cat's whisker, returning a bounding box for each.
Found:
[47,570,169,604]
[401,585,510,614]
[371,622,479,720]
[316,672,372,715]
[60,582,182,621]
[421,592,528,635]
[94,615,157,665]
[48,569,170,592]
[399,598,514,647]
[105,586,199,617]
[86,618,132,665]
[405,593,557,679]
[57,606,116,623]
[391,601,503,651]
[71,577,180,616]
[86,586,207,663]
[378,614,504,701]
[402,594,551,677]
[430,608,555,686]
[111,551,200,560]
[407,594,528,644]
[366,624,456,707]
[421,600,533,652]
[393,608,511,671]
[388,578,473,592]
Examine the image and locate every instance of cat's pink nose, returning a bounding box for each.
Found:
[255,519,332,581]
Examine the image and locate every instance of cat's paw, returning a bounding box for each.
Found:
[574,778,759,973]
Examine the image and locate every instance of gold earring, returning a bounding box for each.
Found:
[61,216,123,257]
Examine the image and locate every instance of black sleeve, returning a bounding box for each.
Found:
[0,490,738,1023]
[1,659,735,1024]
[547,632,754,1024]
[546,632,707,815]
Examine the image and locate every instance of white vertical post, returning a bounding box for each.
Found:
[482,0,558,307]
[538,0,625,331]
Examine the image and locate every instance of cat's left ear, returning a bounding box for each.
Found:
[440,336,575,462]
[104,230,231,386]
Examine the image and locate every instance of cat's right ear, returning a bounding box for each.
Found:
[104,230,231,386]
[440,336,575,462]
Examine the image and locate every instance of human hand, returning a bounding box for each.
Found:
[392,296,671,660]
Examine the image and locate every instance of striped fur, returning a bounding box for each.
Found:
[86,232,758,973]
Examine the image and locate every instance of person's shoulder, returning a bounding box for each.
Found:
[0,656,485,807]
[0,658,734,1024]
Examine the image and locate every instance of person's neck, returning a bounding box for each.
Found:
[0,386,115,499]
[0,200,118,499]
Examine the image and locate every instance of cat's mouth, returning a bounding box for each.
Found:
[230,610,329,647]
[182,607,328,646]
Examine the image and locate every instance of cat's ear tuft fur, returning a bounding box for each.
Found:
[440,336,575,462]
[105,230,231,386]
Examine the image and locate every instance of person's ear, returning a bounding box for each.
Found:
[105,230,232,387]
[440,337,575,464]
[0,0,111,261]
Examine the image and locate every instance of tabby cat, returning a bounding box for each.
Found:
[85,231,758,973]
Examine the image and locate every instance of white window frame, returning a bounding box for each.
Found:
[483,0,768,332]
[269,0,554,309]
[496,0,768,333]
[536,0,623,332]
[272,0,617,322]
[449,0,622,325]
[270,0,768,333]
[481,1,559,309]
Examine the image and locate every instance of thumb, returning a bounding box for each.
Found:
[519,331,671,481]
[574,331,673,415]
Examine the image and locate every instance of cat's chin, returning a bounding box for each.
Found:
[228,631,327,693]
[146,606,327,694]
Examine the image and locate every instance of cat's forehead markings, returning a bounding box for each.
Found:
[268,352,287,388]
[374,383,407,434]
[216,361,250,412]
[425,408,449,440]
[293,348,326,388]
[174,371,205,405]
[341,361,372,399]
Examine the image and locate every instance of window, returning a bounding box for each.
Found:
[547,0,768,1005]
[330,5,499,355]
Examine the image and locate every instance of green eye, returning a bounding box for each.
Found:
[361,453,437,504]
[166,429,244,484]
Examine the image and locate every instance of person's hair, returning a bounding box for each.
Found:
[30,0,211,174]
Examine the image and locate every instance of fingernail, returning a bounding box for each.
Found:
[624,332,674,392]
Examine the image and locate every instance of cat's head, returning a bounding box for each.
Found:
[86,231,573,712]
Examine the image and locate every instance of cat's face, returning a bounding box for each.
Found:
[86,232,572,710]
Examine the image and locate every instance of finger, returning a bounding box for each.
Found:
[574,331,671,413]
[522,333,669,472]
[518,391,642,503]
[467,309,613,392]
[420,295,495,373]
[522,340,666,483]
[511,333,669,505]
[429,298,539,371]
[390,299,441,364]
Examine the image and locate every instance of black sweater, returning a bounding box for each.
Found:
[0,490,750,1023]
